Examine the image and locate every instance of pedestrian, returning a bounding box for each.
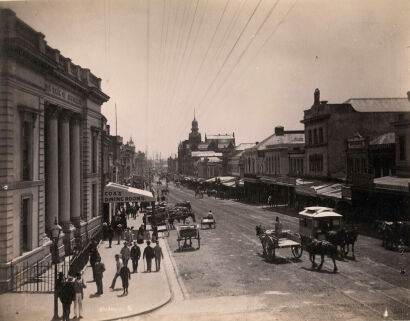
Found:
[130,242,141,273]
[153,241,164,272]
[89,247,100,282]
[60,276,75,321]
[107,224,114,248]
[94,258,105,295]
[73,272,86,319]
[120,264,131,295]
[143,241,154,272]
[274,216,283,237]
[125,228,133,244]
[109,254,123,290]
[267,195,272,208]
[116,224,123,245]
[55,272,65,314]
[120,241,130,267]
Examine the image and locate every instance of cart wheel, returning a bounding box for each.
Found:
[197,237,200,249]
[291,246,303,258]
[213,223,216,229]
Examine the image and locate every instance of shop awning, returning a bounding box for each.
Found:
[104,182,155,203]
[295,181,343,199]
[374,176,410,192]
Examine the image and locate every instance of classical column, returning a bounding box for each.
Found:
[58,111,71,231]
[45,108,59,232]
[70,115,81,227]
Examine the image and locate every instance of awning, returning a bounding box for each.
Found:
[374,176,410,192]
[104,182,155,203]
[295,181,343,199]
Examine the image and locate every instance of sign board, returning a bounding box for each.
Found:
[104,182,155,203]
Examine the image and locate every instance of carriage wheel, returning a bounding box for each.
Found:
[291,246,303,258]
[197,237,200,249]
[213,222,216,229]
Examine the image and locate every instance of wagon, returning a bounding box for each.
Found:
[257,227,303,261]
[176,224,200,251]
[298,207,342,241]
[200,215,216,229]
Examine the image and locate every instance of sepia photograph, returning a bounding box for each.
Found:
[0,0,409,320]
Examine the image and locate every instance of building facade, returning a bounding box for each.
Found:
[0,9,109,290]
[301,88,410,180]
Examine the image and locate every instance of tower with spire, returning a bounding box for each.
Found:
[189,109,201,146]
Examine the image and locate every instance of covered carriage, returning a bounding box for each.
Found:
[176,224,200,251]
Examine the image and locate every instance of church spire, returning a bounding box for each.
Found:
[194,108,196,121]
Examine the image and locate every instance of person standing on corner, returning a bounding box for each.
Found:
[143,241,154,272]
[94,258,105,295]
[60,276,75,321]
[73,272,86,319]
[120,264,131,295]
[153,241,164,272]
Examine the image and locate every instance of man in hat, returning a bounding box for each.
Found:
[120,241,130,267]
[142,241,154,272]
[60,276,75,321]
[94,258,105,295]
[130,242,141,273]
[153,241,164,272]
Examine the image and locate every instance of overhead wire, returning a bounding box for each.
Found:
[194,0,264,112]
[207,0,298,111]
[175,0,230,115]
[205,0,281,110]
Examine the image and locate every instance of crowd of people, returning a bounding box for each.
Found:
[55,201,166,320]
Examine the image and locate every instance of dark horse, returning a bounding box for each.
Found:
[344,228,358,258]
[326,229,347,258]
[305,237,338,273]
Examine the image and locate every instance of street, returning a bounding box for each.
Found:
[140,183,410,321]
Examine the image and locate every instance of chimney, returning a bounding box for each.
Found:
[320,100,328,105]
[275,125,284,136]
[314,88,320,105]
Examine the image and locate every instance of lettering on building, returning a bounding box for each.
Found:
[45,82,83,106]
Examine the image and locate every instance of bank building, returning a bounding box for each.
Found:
[0,9,110,291]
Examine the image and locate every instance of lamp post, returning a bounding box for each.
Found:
[51,217,62,320]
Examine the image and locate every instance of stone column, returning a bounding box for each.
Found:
[70,115,81,227]
[45,108,59,232]
[58,111,71,231]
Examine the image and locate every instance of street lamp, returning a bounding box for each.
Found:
[51,217,62,320]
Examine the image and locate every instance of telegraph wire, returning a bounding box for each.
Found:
[168,0,206,116]
[205,0,281,110]
[208,0,298,112]
[177,0,230,115]
[195,0,264,112]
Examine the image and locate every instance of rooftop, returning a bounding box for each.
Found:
[345,98,410,113]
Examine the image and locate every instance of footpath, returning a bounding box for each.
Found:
[0,215,173,321]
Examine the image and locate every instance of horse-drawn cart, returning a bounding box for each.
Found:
[176,224,200,251]
[200,216,216,229]
[256,226,303,261]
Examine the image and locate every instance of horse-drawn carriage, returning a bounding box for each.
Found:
[176,224,200,251]
[200,213,216,229]
[256,226,303,261]
[256,208,357,272]
[376,220,410,251]
[195,190,204,198]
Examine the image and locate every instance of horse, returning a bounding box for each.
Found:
[305,237,338,273]
[344,228,358,258]
[326,229,347,258]
[256,225,277,261]
[376,221,401,250]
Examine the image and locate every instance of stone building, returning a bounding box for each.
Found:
[0,9,109,290]
[301,88,410,180]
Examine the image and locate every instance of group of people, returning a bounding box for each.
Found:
[109,239,164,295]
[56,272,87,321]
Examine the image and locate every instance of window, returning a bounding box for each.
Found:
[313,129,318,145]
[399,135,406,160]
[91,130,98,173]
[308,130,312,145]
[21,196,32,254]
[21,115,34,181]
[92,183,98,217]
[319,128,324,144]
[309,154,323,172]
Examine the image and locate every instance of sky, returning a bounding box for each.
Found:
[2,0,410,158]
